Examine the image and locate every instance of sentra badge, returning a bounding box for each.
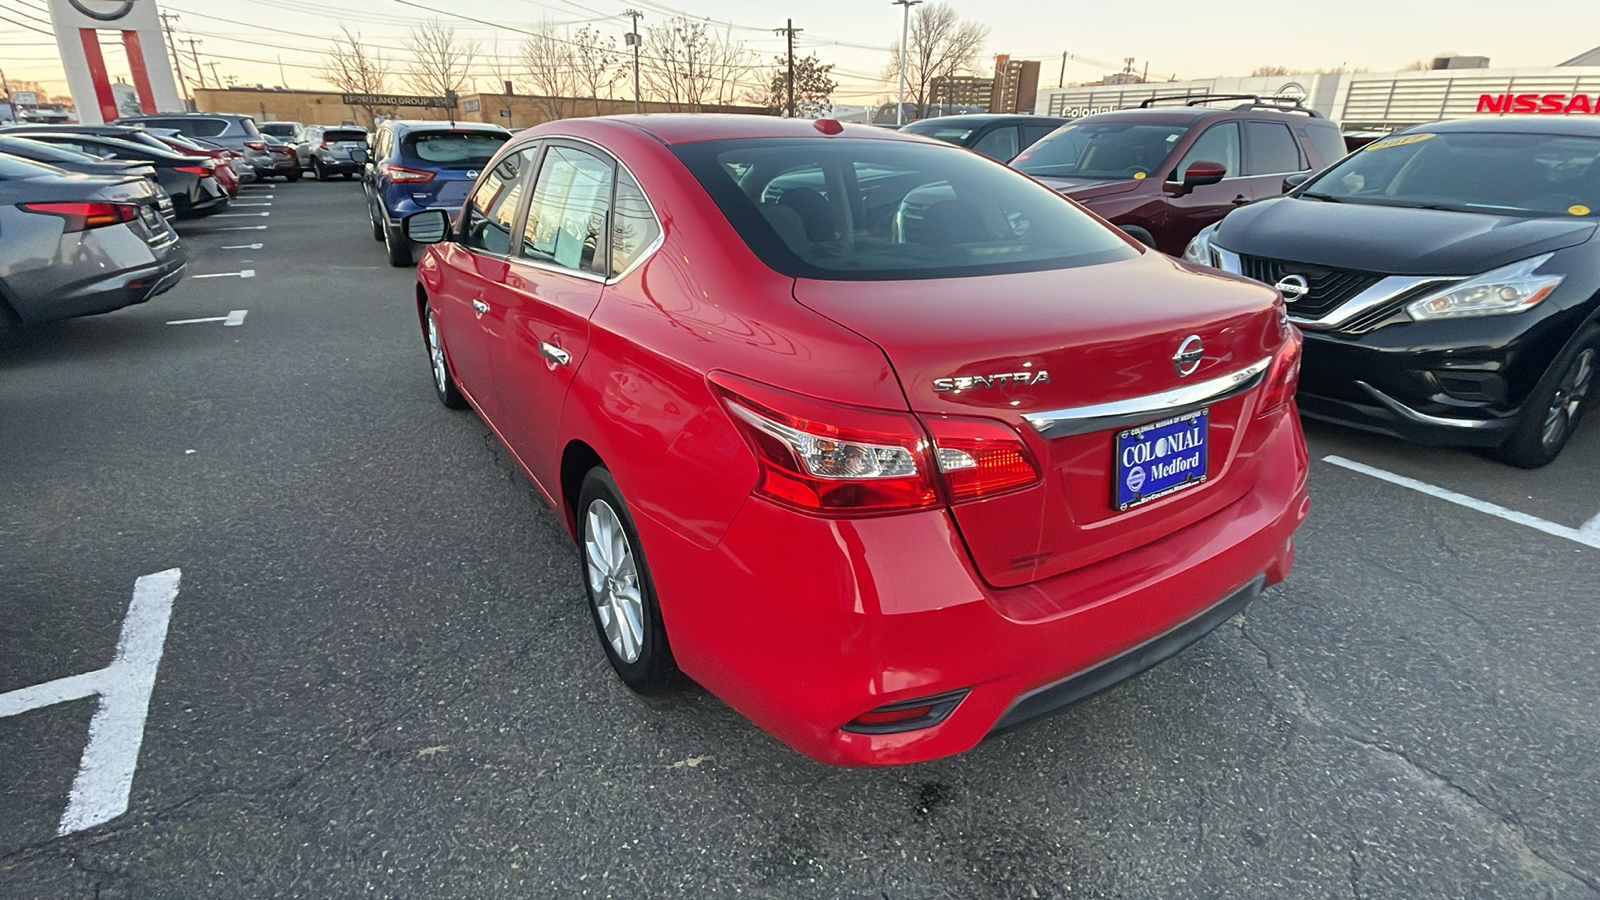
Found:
[933,370,1051,393]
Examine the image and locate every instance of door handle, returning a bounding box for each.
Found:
[539,341,571,367]
[1232,195,1251,206]
[471,299,489,315]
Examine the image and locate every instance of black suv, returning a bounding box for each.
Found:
[900,114,1071,163]
[1186,116,1600,467]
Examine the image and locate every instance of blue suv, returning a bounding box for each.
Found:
[363,120,511,266]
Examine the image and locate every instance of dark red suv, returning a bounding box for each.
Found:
[1011,95,1348,255]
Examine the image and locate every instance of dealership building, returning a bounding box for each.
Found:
[1034,52,1600,131]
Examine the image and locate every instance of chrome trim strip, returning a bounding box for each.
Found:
[1023,357,1272,438]
[1355,381,1499,429]
[1290,275,1456,331]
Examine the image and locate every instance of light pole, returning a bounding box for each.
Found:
[892,0,920,126]
[623,8,643,114]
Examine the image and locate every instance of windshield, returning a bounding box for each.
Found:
[672,137,1137,281]
[403,131,508,164]
[1012,122,1188,180]
[1301,130,1600,217]
[902,122,976,145]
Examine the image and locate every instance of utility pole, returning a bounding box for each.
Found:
[277,55,288,89]
[182,38,206,90]
[207,62,222,91]
[892,0,921,125]
[623,9,643,114]
[158,11,192,106]
[1060,51,1068,88]
[773,19,802,118]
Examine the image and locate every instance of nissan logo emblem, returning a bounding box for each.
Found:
[1274,274,1311,302]
[68,0,137,21]
[1172,335,1204,377]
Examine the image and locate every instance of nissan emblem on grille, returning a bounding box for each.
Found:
[1274,274,1311,302]
[1172,335,1204,377]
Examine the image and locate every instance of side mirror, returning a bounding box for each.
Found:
[350,148,369,165]
[1282,171,1312,193]
[1165,160,1227,197]
[403,209,451,244]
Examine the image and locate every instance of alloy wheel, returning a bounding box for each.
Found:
[426,309,448,395]
[1541,348,1595,449]
[584,499,645,664]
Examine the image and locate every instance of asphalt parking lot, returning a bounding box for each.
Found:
[1,179,1597,899]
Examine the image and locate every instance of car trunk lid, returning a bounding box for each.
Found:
[792,252,1286,588]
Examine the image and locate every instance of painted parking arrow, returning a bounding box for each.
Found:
[167,310,247,326]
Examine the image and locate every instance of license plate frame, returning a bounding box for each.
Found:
[1112,409,1209,512]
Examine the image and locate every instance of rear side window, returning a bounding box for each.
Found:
[323,130,367,144]
[521,144,614,276]
[461,149,532,255]
[610,168,661,278]
[970,126,1020,162]
[1173,123,1240,180]
[403,131,508,164]
[1244,122,1305,175]
[673,137,1136,281]
[175,118,229,137]
[1303,121,1349,169]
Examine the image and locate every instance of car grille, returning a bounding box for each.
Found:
[1237,256,1385,321]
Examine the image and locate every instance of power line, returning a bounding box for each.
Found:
[0,12,52,36]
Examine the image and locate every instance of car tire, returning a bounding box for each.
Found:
[342,172,353,180]
[285,170,301,182]
[371,209,385,242]
[422,300,468,409]
[313,160,326,181]
[577,467,681,695]
[1491,323,1600,468]
[383,224,413,267]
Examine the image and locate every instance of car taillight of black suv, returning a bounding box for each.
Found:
[1185,116,1600,467]
[1010,95,1348,256]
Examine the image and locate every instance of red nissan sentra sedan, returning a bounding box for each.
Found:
[402,115,1310,766]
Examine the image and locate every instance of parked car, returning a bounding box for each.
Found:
[365,120,510,265]
[13,132,229,217]
[1,122,184,157]
[113,113,275,178]
[0,135,174,218]
[400,115,1309,765]
[1186,116,1600,467]
[259,120,303,143]
[901,113,1072,162]
[1009,95,1349,255]
[0,153,184,341]
[303,125,369,180]
[141,129,246,194]
[261,134,302,181]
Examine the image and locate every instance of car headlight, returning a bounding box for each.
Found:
[1404,254,1565,321]
[1182,224,1218,266]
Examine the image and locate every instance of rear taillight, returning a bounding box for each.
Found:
[380,163,435,183]
[244,140,266,151]
[712,375,1044,514]
[319,140,330,150]
[922,415,1042,502]
[20,201,137,232]
[1257,327,1303,416]
[175,165,212,177]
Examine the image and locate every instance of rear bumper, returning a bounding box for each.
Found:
[638,410,1309,766]
[10,247,186,324]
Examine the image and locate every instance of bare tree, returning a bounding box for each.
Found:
[521,22,578,120]
[322,27,392,127]
[571,25,625,107]
[404,18,480,111]
[1402,59,1432,71]
[885,3,987,119]
[1250,65,1291,77]
[640,17,757,112]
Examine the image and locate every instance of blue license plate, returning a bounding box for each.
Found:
[1113,409,1209,511]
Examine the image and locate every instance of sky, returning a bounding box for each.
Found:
[3,0,1599,105]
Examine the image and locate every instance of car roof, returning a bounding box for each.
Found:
[2,123,147,133]
[1398,115,1600,138]
[904,114,1070,127]
[556,114,931,146]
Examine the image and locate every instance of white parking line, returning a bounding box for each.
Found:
[192,270,255,279]
[166,310,247,326]
[215,212,270,218]
[230,202,273,207]
[1324,455,1600,549]
[221,243,263,250]
[0,569,181,835]
[215,225,268,231]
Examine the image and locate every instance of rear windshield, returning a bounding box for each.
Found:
[322,130,367,144]
[671,137,1137,281]
[1012,121,1188,179]
[170,118,229,138]
[0,154,63,179]
[260,123,297,137]
[0,137,92,162]
[403,131,508,164]
[1302,130,1600,217]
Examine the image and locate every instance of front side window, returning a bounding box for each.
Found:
[1302,130,1600,217]
[674,137,1137,280]
[461,148,531,255]
[520,144,614,276]
[1244,121,1305,175]
[1173,123,1240,180]
[1012,122,1188,180]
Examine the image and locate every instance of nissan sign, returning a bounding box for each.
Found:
[1477,93,1600,115]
